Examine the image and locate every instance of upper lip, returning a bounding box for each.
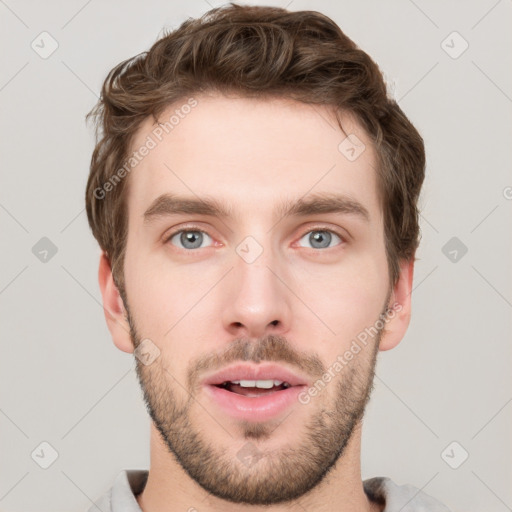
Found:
[202,363,309,387]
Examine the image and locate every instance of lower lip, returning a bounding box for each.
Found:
[204,385,306,422]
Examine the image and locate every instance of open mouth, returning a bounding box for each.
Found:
[215,379,292,397]
[204,365,307,421]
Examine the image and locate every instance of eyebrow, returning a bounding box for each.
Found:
[143,192,370,225]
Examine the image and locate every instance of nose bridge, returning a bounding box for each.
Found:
[222,232,291,337]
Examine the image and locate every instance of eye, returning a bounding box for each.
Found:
[167,229,214,250]
[297,229,344,249]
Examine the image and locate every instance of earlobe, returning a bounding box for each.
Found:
[98,252,134,354]
[378,257,415,352]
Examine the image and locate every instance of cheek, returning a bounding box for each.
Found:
[123,247,177,338]
[296,252,388,350]
[123,246,221,360]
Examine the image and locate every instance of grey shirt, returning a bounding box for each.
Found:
[87,470,452,512]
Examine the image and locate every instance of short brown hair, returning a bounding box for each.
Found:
[85,2,425,297]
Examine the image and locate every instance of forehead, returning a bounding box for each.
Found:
[126,94,380,224]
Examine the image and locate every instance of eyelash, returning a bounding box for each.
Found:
[163,225,346,250]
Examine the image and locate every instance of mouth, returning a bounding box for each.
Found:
[214,379,292,397]
[202,363,308,422]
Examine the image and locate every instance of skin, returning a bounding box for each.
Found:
[98,94,414,512]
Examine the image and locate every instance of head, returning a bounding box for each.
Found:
[86,3,425,506]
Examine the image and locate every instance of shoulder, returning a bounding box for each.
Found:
[85,469,148,512]
[363,476,452,512]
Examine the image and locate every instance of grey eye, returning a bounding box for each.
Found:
[170,230,213,250]
[298,230,342,249]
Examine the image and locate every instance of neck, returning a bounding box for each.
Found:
[136,421,381,512]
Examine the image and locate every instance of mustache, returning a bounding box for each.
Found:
[187,334,326,391]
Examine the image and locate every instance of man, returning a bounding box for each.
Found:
[85,3,451,511]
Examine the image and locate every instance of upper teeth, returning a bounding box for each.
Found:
[230,379,286,388]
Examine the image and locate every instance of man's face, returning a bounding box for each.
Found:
[121,94,392,504]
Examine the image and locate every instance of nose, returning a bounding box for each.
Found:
[221,244,292,341]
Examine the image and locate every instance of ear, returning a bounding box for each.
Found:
[98,252,134,354]
[378,257,415,352]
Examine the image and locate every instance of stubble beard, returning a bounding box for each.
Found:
[124,299,384,505]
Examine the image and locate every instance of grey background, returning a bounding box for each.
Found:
[0,0,511,511]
